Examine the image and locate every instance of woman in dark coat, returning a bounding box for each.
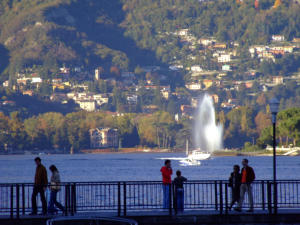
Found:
[228,165,242,210]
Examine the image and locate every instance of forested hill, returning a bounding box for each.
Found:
[0,0,300,79]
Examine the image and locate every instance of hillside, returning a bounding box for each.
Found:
[0,0,159,81]
[0,0,300,82]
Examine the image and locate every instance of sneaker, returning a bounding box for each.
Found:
[234,207,242,212]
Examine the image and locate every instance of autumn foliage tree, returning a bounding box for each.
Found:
[273,0,282,8]
[110,66,120,77]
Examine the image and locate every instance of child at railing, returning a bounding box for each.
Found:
[173,170,187,213]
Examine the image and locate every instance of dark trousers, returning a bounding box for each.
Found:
[48,190,64,213]
[31,185,47,214]
[230,187,240,209]
[176,188,184,212]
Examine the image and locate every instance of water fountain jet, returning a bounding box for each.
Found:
[194,94,223,153]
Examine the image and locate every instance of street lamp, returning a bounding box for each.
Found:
[269,97,279,214]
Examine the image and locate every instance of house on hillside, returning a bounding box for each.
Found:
[272,76,284,85]
[180,105,194,117]
[89,128,118,148]
[191,65,203,72]
[222,65,231,71]
[185,82,202,90]
[272,35,285,42]
[142,105,159,114]
[218,54,231,63]
[78,100,96,112]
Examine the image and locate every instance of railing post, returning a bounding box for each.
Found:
[22,184,25,215]
[267,181,272,214]
[173,182,177,215]
[10,185,14,219]
[68,184,71,215]
[261,181,265,211]
[74,183,77,214]
[64,184,69,216]
[274,181,277,215]
[123,182,127,216]
[71,183,76,216]
[219,181,223,215]
[214,181,218,211]
[16,184,20,219]
[225,183,228,214]
[118,182,121,217]
[168,183,172,216]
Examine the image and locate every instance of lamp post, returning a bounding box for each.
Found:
[269,97,279,214]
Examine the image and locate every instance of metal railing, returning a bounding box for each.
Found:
[1,180,300,218]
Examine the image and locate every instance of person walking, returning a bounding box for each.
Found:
[48,165,65,215]
[234,159,256,212]
[228,165,242,210]
[160,160,172,209]
[173,170,187,213]
[30,157,48,215]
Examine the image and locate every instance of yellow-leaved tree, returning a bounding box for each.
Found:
[273,0,282,8]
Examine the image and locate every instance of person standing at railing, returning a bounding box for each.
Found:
[30,157,48,215]
[48,165,65,215]
[173,170,187,213]
[228,165,242,210]
[234,158,256,213]
[160,159,172,209]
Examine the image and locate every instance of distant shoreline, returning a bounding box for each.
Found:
[1,148,299,156]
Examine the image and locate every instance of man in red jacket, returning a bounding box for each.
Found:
[160,160,172,209]
[235,158,256,212]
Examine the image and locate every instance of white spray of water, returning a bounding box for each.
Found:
[194,94,223,153]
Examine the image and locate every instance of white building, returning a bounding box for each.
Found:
[272,35,285,42]
[2,80,9,87]
[31,77,42,83]
[191,65,203,72]
[95,68,102,80]
[218,54,231,63]
[176,29,189,36]
[185,83,201,90]
[169,65,183,71]
[94,94,109,105]
[78,100,96,112]
[127,95,138,104]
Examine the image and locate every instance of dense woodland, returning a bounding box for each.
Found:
[0,106,299,152]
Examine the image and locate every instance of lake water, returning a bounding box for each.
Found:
[0,153,300,183]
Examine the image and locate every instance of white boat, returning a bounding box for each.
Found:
[179,158,201,166]
[187,149,211,161]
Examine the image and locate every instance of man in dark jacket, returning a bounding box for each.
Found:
[235,158,255,212]
[30,157,48,215]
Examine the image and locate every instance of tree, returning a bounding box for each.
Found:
[273,0,282,8]
[0,112,10,151]
[256,93,266,106]
[110,66,120,77]
[254,111,271,135]
[9,111,27,150]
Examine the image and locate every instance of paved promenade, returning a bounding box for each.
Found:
[1,209,300,225]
